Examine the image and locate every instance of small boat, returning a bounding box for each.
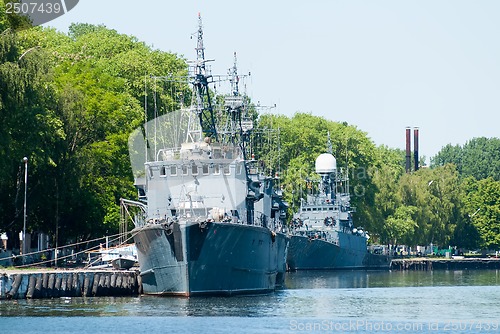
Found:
[111,255,137,270]
[86,244,138,269]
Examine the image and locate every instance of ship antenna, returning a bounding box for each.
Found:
[195,13,206,70]
[144,74,148,163]
[326,131,335,198]
[345,138,349,195]
[229,52,239,96]
[327,131,333,154]
[192,13,217,141]
[224,51,249,156]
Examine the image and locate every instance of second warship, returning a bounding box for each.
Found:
[287,140,390,270]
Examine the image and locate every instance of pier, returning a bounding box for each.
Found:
[0,268,142,299]
[390,257,500,271]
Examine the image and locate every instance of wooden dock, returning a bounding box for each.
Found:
[390,257,500,271]
[0,268,142,299]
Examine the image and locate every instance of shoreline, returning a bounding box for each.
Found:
[390,257,500,270]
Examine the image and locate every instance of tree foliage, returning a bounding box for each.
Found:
[461,177,500,249]
[370,146,405,241]
[0,24,187,247]
[431,137,500,181]
[385,206,417,245]
[0,1,33,32]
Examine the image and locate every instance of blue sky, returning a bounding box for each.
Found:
[43,0,500,163]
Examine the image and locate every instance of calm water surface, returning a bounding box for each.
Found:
[1,270,500,333]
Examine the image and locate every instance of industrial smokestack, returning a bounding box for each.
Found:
[414,127,419,171]
[405,127,411,173]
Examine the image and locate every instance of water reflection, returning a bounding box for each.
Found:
[285,269,500,289]
[1,270,500,320]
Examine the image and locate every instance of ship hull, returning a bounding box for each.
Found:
[133,221,287,296]
[275,234,289,287]
[286,234,390,270]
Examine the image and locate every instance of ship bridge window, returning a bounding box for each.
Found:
[192,165,198,175]
[223,165,230,175]
[160,166,167,177]
[214,164,220,175]
[329,207,334,211]
[170,166,177,176]
[148,167,154,178]
[182,165,188,175]
[312,208,318,211]
[202,164,209,175]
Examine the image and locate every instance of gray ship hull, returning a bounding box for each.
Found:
[133,221,287,296]
[275,234,289,287]
[286,234,390,270]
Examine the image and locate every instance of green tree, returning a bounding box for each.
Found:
[1,24,189,247]
[461,177,500,249]
[396,164,461,246]
[370,146,405,242]
[0,1,33,32]
[384,206,418,246]
[431,137,500,181]
[0,29,62,241]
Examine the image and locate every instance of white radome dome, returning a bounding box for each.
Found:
[315,153,337,174]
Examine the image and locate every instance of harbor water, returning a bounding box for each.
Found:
[1,270,500,333]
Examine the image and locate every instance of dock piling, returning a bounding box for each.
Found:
[0,269,140,300]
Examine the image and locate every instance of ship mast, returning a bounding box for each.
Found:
[192,13,217,141]
[224,52,253,159]
[228,51,239,97]
[327,131,333,154]
[327,131,334,198]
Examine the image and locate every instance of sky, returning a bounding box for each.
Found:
[42,0,500,164]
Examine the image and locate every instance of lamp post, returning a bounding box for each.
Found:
[469,208,481,218]
[22,157,28,260]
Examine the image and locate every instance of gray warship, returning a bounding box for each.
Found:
[122,15,288,296]
[286,143,390,271]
